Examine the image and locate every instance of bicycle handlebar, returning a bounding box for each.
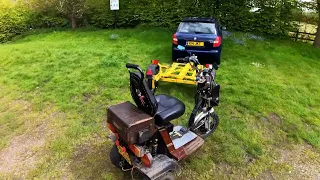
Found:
[126,63,144,79]
[126,63,139,69]
[176,58,189,63]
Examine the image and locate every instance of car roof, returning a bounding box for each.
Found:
[182,17,216,23]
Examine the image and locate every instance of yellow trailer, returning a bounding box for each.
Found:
[146,60,204,91]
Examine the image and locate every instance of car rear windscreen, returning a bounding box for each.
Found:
[178,22,217,34]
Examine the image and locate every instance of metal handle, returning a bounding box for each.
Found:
[126,63,144,79]
[126,63,139,69]
[176,57,189,63]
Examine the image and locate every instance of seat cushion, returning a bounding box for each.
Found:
[154,95,185,125]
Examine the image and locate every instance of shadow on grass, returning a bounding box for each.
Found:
[67,136,128,180]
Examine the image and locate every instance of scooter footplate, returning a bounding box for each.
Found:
[183,136,204,155]
[170,136,204,161]
[135,154,180,180]
[170,126,197,149]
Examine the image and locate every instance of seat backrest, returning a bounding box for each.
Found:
[127,65,158,116]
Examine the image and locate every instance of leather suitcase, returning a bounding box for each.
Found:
[107,101,155,144]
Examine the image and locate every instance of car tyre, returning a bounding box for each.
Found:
[172,51,178,62]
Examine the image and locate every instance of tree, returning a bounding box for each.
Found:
[57,0,87,29]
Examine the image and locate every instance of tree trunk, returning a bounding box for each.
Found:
[314,1,320,48]
[315,20,320,48]
[71,14,77,29]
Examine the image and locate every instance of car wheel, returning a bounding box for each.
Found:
[172,51,177,62]
[215,54,221,65]
[216,57,221,65]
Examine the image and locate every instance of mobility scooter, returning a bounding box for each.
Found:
[107,55,220,180]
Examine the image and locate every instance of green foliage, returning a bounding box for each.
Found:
[0,2,30,42]
[251,0,297,36]
[294,11,318,25]
[85,0,138,28]
[85,0,114,28]
[30,14,68,28]
[57,0,87,17]
[0,0,303,43]
[0,0,66,42]
[219,0,253,31]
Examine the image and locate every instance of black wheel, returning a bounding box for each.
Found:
[109,145,132,169]
[157,172,175,180]
[191,112,219,139]
[110,144,121,168]
[172,51,178,62]
[215,53,221,65]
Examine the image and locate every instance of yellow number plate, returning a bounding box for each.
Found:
[187,41,204,46]
[117,144,132,165]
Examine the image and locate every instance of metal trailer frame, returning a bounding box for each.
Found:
[147,61,204,90]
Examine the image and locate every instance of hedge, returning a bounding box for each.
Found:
[0,0,298,43]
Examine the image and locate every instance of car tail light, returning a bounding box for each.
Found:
[151,60,159,65]
[213,36,221,47]
[172,34,178,45]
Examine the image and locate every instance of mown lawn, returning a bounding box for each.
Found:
[0,28,319,179]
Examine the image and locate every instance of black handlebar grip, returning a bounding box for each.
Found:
[212,63,219,70]
[177,58,188,63]
[126,63,139,69]
[126,63,144,79]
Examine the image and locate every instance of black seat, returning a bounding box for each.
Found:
[126,63,185,126]
[155,95,185,125]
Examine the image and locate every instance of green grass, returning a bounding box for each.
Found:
[0,28,319,179]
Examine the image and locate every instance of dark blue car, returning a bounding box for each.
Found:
[172,17,222,65]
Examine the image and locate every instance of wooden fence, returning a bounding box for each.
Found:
[289,31,316,43]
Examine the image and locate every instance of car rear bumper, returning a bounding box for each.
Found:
[172,47,221,65]
[173,47,220,54]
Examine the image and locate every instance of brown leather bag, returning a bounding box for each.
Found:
[107,101,156,144]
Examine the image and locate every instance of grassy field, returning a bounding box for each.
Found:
[0,28,319,179]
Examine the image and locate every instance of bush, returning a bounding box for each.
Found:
[30,13,68,29]
[0,5,31,42]
[85,0,139,28]
[0,0,300,43]
[0,0,68,42]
